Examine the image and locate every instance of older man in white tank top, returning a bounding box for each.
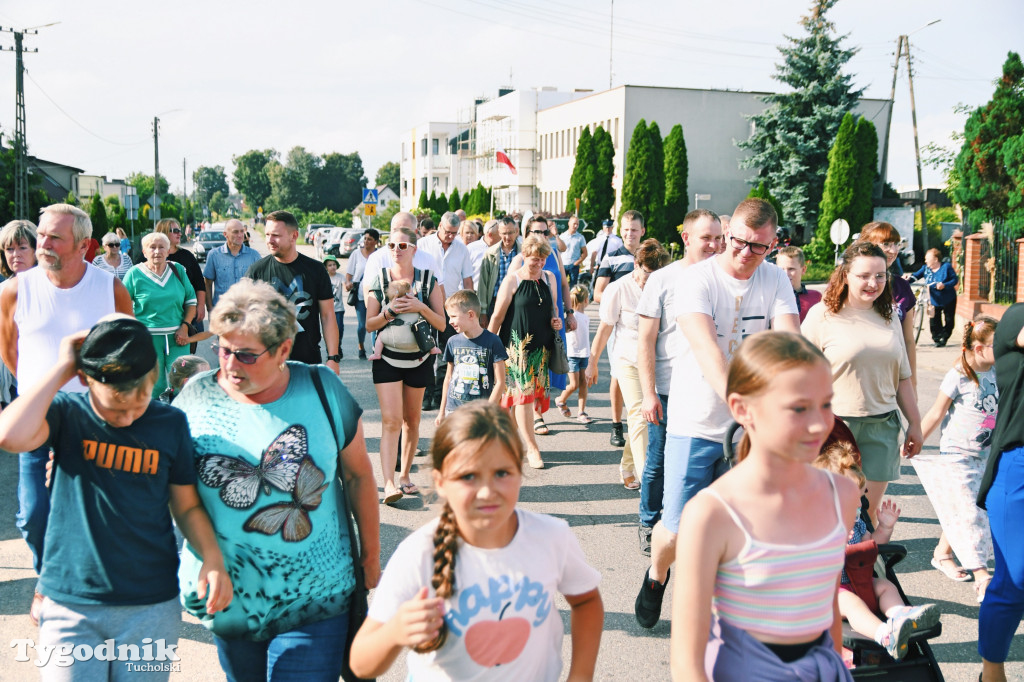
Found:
[0,204,133,622]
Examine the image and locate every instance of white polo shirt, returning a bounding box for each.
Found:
[416,234,475,297]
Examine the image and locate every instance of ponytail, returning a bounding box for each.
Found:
[413,503,459,653]
[960,315,999,385]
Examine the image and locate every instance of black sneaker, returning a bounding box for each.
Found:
[358,349,367,360]
[635,567,670,629]
[610,423,625,447]
[638,525,653,557]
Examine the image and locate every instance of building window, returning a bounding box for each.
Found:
[614,118,620,148]
[432,138,439,155]
[421,177,427,193]
[403,179,408,194]
[421,138,427,157]
[572,128,577,155]
[402,142,406,161]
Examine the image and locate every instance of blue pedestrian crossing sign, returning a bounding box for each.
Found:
[362,189,379,205]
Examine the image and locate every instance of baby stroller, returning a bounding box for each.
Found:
[723,419,945,680]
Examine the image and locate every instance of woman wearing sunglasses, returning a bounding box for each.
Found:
[173,278,380,681]
[156,219,207,352]
[365,227,446,504]
[92,232,133,279]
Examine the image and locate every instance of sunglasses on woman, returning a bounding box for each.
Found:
[387,242,412,251]
[215,345,272,365]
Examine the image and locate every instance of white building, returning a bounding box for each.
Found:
[400,85,893,238]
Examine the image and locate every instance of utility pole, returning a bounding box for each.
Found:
[183,158,187,227]
[904,36,928,253]
[608,0,614,89]
[152,116,161,222]
[1,27,40,219]
[878,35,904,197]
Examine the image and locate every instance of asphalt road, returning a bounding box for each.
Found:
[0,231,1019,681]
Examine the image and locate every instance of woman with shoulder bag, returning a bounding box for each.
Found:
[174,278,380,681]
[365,227,446,505]
[345,229,379,360]
[488,235,564,469]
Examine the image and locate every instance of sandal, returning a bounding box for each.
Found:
[931,554,971,582]
[577,412,594,425]
[976,576,992,603]
[526,449,545,469]
[533,416,550,435]
[400,482,419,495]
[621,467,640,490]
[382,486,403,505]
[556,402,571,418]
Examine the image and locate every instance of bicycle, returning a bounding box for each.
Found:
[908,280,932,344]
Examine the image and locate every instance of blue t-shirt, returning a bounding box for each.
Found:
[203,244,261,307]
[442,330,508,414]
[41,393,197,606]
[910,262,959,307]
[174,363,363,640]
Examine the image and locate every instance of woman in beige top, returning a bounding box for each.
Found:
[802,241,923,523]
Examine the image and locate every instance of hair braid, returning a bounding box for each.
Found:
[413,503,459,653]
[961,320,979,385]
[960,315,998,386]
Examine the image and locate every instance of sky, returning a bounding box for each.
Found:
[0,0,1020,198]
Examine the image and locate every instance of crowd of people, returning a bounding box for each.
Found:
[0,197,1020,682]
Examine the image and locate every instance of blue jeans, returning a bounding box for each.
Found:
[355,299,367,350]
[17,445,50,574]
[565,264,580,286]
[334,310,344,345]
[662,434,727,534]
[214,612,349,682]
[979,446,1024,662]
[640,394,668,528]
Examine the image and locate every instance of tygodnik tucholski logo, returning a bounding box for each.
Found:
[11,637,181,671]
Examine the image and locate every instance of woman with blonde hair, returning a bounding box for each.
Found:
[92,232,133,279]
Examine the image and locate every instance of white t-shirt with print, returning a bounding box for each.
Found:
[635,260,688,396]
[939,366,999,457]
[599,275,643,366]
[667,258,799,441]
[368,509,601,682]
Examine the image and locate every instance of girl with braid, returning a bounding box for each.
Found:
[351,402,604,680]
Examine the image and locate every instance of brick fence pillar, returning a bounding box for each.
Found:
[958,233,989,320]
[1018,238,1024,303]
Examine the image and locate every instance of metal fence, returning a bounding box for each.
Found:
[961,214,1018,304]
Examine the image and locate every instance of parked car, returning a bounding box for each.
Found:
[192,227,227,262]
[326,228,389,258]
[319,227,351,257]
[305,223,334,245]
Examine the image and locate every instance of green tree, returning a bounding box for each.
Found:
[448,188,461,211]
[318,152,366,212]
[418,189,429,210]
[566,126,595,218]
[435,192,448,215]
[851,116,878,230]
[374,161,400,190]
[738,0,862,235]
[372,200,401,232]
[193,165,229,207]
[589,126,616,225]
[815,112,858,246]
[126,172,170,206]
[88,193,109,240]
[646,121,667,241]
[232,149,277,211]
[209,191,229,218]
[104,195,125,231]
[620,119,653,228]
[746,182,785,225]
[428,190,438,214]
[663,124,689,233]
[952,51,1024,232]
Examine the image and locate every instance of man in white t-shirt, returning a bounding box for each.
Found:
[635,198,800,629]
[362,212,440,297]
[633,209,723,555]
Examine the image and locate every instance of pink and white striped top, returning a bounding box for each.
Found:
[705,472,847,640]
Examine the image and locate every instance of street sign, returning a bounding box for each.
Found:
[364,204,377,216]
[362,189,379,205]
[829,219,850,245]
[695,193,711,201]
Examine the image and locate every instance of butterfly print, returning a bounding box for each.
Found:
[243,457,329,542]
[197,425,307,509]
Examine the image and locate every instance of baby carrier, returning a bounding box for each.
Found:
[378,268,435,364]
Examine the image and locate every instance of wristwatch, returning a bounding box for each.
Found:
[327,354,342,363]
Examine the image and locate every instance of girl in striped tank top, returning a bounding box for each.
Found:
[670,331,861,681]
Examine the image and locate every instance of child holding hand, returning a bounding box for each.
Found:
[351,402,603,681]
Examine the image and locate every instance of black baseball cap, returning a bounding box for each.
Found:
[79,316,157,384]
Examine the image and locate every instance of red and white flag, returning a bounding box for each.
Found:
[496,145,517,175]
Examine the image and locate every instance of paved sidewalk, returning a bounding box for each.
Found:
[0,235,1018,680]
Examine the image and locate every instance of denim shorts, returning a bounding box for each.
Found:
[662,434,727,534]
[568,356,589,372]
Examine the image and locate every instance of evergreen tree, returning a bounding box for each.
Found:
[448,189,461,212]
[620,119,653,228]
[664,124,689,234]
[746,182,785,225]
[647,122,667,241]
[566,126,595,220]
[589,126,616,225]
[816,112,858,235]
[435,192,448,214]
[88,193,109,241]
[738,0,862,236]
[418,189,429,210]
[852,116,879,230]
[428,190,438,213]
[952,51,1024,231]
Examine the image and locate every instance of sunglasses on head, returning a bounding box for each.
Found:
[214,345,272,365]
[387,242,411,251]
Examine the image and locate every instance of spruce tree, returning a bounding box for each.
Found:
[589,126,616,225]
[89,193,109,241]
[952,51,1024,230]
[647,122,667,241]
[436,192,448,215]
[817,113,857,232]
[738,0,862,236]
[746,182,785,225]
[428,190,438,213]
[448,189,461,212]
[418,189,429,210]
[664,124,689,234]
[566,127,595,219]
[852,117,879,230]
[620,119,652,227]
